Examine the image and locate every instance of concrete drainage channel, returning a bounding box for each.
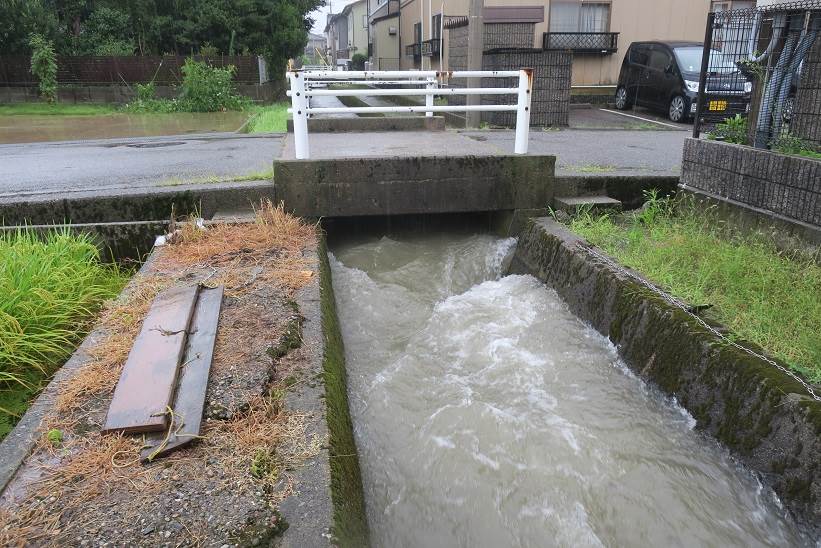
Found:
[0,154,817,545]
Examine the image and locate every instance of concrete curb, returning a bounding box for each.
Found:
[277,249,336,547]
[287,116,445,133]
[0,180,276,225]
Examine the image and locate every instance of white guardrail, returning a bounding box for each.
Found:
[286,69,533,159]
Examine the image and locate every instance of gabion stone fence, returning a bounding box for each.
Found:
[680,138,821,228]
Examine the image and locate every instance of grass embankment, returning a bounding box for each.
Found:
[567,193,821,383]
[0,103,118,116]
[246,102,290,133]
[0,230,126,440]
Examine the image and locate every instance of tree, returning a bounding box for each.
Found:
[0,0,58,54]
[1,0,325,68]
[29,33,58,102]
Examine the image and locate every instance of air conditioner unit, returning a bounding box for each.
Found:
[389,26,397,35]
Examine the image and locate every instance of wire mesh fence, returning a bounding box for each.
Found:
[694,0,821,150]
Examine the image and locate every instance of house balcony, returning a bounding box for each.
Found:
[421,38,442,57]
[406,43,421,62]
[542,32,619,54]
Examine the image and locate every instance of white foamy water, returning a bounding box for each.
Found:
[330,234,811,548]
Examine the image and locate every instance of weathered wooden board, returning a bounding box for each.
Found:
[141,286,224,461]
[102,285,199,434]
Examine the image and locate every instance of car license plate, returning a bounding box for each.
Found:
[708,100,728,112]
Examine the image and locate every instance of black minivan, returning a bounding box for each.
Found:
[614,41,751,123]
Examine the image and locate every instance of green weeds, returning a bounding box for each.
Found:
[246,102,290,133]
[0,230,127,440]
[567,191,821,382]
[0,104,118,116]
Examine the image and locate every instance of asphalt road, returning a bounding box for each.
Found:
[0,133,284,200]
[0,121,687,201]
[461,129,688,176]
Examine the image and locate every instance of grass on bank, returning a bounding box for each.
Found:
[0,230,127,440]
[0,103,118,116]
[246,102,290,133]
[566,192,821,383]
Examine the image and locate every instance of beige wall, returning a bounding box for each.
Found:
[373,16,401,69]
[393,0,712,85]
[348,0,370,57]
[573,0,711,86]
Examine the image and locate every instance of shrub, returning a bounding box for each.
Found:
[29,33,57,103]
[200,42,219,56]
[351,53,367,70]
[708,114,748,145]
[135,82,156,102]
[770,132,820,159]
[179,58,248,112]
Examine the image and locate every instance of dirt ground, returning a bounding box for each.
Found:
[0,203,324,547]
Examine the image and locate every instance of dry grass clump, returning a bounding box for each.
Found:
[163,200,317,269]
[205,394,323,502]
[0,434,155,545]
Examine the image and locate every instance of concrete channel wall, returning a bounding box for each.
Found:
[274,155,555,218]
[510,218,821,533]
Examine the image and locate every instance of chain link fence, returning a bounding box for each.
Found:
[693,0,821,149]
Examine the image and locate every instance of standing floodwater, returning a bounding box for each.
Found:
[330,234,809,547]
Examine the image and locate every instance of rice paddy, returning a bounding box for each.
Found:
[0,230,127,440]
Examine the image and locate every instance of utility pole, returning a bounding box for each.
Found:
[466,0,484,128]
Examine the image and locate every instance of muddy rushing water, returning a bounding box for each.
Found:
[330,234,810,548]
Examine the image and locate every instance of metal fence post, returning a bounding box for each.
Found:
[514,69,532,155]
[425,76,435,117]
[290,71,310,159]
[693,12,715,139]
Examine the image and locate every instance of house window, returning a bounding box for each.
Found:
[363,14,368,28]
[550,1,611,33]
[414,22,422,44]
[580,3,610,33]
[431,14,442,39]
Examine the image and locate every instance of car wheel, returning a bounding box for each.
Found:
[615,87,631,110]
[669,95,687,122]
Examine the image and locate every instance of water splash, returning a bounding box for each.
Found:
[331,234,810,548]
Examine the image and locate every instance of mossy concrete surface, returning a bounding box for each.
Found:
[286,116,446,133]
[0,181,276,226]
[318,235,370,546]
[510,218,821,532]
[274,155,555,218]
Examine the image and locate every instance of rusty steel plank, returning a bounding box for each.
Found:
[102,285,199,434]
[141,286,224,461]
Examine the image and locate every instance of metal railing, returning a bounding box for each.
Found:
[542,32,619,53]
[422,38,443,57]
[406,43,422,60]
[693,1,821,147]
[286,69,533,159]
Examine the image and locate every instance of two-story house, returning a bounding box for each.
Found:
[370,1,759,86]
[325,0,371,65]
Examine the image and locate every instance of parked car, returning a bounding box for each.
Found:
[614,41,751,123]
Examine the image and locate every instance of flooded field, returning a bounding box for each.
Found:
[330,233,810,547]
[0,111,249,144]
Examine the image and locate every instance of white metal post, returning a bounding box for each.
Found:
[514,69,532,155]
[290,71,310,160]
[425,76,435,117]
